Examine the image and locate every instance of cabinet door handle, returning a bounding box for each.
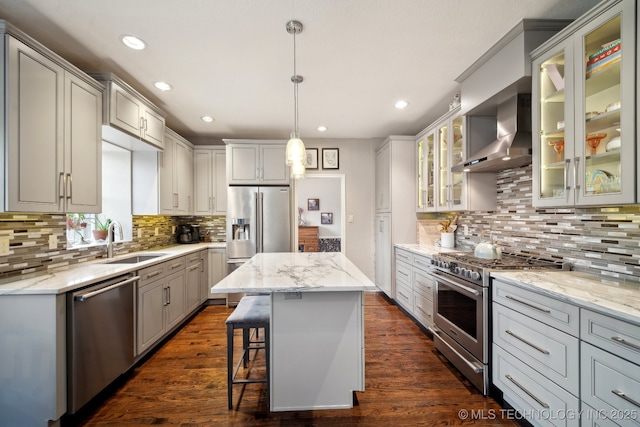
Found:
[66,173,73,201]
[58,172,66,208]
[574,157,580,190]
[564,159,571,190]
[506,329,549,354]
[163,286,169,306]
[504,294,551,313]
[169,262,182,270]
[611,336,640,352]
[505,374,549,408]
[612,390,640,408]
[167,285,171,305]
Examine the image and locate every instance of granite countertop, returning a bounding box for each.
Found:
[491,270,640,325]
[0,242,226,295]
[211,252,376,293]
[395,243,469,258]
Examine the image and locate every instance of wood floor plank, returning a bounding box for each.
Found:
[67,292,516,426]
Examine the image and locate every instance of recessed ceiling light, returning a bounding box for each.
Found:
[201,116,214,123]
[153,81,173,91]
[395,100,409,109]
[317,125,327,132]
[121,35,147,50]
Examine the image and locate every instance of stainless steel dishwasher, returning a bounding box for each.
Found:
[67,273,140,413]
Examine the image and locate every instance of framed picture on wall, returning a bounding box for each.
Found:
[308,198,319,211]
[321,212,333,224]
[304,148,318,169]
[322,148,339,169]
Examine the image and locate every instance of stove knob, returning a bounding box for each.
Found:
[470,271,481,281]
[454,266,462,274]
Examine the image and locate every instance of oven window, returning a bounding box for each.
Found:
[437,283,477,339]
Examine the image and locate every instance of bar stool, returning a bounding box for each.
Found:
[225,295,270,409]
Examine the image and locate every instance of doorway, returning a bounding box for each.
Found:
[293,174,345,253]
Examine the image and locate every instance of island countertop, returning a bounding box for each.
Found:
[211,252,376,293]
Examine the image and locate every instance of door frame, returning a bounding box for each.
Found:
[292,173,346,253]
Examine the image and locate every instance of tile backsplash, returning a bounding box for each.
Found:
[0,214,226,280]
[420,165,640,283]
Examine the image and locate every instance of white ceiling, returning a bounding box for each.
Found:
[0,0,600,143]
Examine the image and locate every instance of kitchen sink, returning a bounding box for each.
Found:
[106,254,166,264]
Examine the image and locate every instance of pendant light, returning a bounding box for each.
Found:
[285,20,306,178]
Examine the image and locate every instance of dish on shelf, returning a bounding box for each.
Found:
[606,136,621,151]
[606,101,621,112]
[585,111,600,120]
[557,120,565,129]
[586,169,613,194]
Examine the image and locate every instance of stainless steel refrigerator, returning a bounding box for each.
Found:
[226,186,291,303]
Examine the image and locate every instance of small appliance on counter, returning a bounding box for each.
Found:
[177,224,200,244]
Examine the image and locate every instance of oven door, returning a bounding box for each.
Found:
[433,270,486,362]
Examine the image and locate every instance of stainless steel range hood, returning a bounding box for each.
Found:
[452,94,532,173]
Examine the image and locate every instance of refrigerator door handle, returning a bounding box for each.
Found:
[258,191,264,252]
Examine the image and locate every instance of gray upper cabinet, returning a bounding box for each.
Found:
[224,140,289,185]
[90,72,166,150]
[1,23,103,213]
[532,0,636,207]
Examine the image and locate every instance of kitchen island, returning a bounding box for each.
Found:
[211,252,376,411]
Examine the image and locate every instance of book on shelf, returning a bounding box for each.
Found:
[586,42,621,68]
[588,39,621,61]
[585,54,621,77]
[543,63,564,91]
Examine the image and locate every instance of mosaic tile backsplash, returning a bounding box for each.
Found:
[0,214,226,279]
[419,165,640,283]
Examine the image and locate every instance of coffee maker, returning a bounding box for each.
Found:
[177,224,200,244]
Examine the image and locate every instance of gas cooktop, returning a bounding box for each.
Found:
[431,251,569,286]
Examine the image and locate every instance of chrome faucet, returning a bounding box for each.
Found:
[106,220,123,258]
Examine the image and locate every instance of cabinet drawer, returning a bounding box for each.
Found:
[395,260,412,285]
[138,263,166,286]
[581,308,640,365]
[395,280,413,311]
[186,252,201,267]
[493,303,579,396]
[493,344,580,427]
[165,256,186,274]
[582,342,640,426]
[412,253,432,272]
[493,279,579,336]
[413,268,434,300]
[413,289,433,327]
[395,248,412,264]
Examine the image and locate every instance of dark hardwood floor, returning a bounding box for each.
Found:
[68,292,516,426]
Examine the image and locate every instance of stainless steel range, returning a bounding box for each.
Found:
[430,251,568,395]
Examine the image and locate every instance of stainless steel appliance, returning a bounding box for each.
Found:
[67,274,139,413]
[226,186,291,304]
[430,252,567,394]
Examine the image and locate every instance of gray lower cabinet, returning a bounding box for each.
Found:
[136,257,187,355]
[185,252,203,313]
[492,279,580,427]
[394,248,434,329]
[492,278,640,427]
[581,309,640,426]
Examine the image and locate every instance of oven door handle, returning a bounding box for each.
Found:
[432,328,484,374]
[433,271,481,296]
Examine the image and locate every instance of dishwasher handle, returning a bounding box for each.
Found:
[75,275,141,302]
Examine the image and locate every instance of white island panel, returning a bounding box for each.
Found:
[271,291,364,411]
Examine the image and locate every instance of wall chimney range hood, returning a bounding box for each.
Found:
[452,94,532,173]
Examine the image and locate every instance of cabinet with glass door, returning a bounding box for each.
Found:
[437,110,466,211]
[416,129,436,212]
[532,0,636,207]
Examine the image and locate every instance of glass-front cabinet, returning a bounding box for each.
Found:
[532,0,636,207]
[416,107,467,212]
[416,130,436,212]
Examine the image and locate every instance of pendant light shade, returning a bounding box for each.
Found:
[286,132,305,166]
[285,20,306,178]
[290,159,306,179]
